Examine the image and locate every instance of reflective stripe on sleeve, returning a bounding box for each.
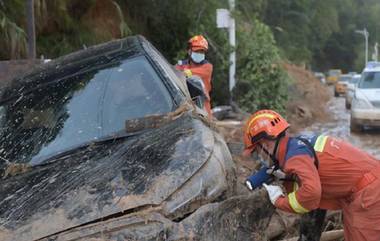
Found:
[288,192,309,214]
[314,135,328,152]
[293,181,299,191]
[184,69,193,77]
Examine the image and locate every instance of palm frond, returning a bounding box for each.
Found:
[0,10,27,59]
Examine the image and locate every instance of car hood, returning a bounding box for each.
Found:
[0,113,214,241]
[357,88,380,102]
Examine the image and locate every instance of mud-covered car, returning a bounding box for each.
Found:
[0,36,237,241]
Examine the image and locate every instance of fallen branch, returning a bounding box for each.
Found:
[281,229,344,241]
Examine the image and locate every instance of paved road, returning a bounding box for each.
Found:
[304,94,380,159]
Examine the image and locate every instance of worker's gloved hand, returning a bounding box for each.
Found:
[263,183,284,205]
[184,69,193,78]
[266,166,286,180]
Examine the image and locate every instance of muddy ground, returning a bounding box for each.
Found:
[305,92,380,159]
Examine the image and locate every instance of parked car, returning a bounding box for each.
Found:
[351,64,380,131]
[0,36,237,241]
[345,74,361,109]
[314,72,326,84]
[334,74,351,97]
[326,69,342,85]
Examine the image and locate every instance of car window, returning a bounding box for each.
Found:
[0,55,173,165]
[102,56,173,134]
[142,41,189,101]
[0,69,109,165]
[358,71,380,89]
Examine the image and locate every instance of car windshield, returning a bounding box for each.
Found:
[0,55,173,165]
[349,76,361,84]
[339,76,352,82]
[358,71,380,89]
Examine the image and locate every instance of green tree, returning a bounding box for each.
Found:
[0,0,130,59]
[233,19,289,113]
[0,0,27,59]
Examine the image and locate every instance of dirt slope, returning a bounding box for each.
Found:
[284,63,332,133]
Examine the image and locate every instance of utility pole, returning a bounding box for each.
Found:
[373,42,378,62]
[216,0,236,101]
[228,0,236,95]
[26,0,36,59]
[355,28,369,66]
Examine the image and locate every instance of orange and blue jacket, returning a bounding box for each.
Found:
[175,59,213,98]
[175,59,213,118]
[275,134,380,214]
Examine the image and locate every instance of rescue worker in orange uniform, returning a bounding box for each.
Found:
[243,109,380,241]
[176,35,213,119]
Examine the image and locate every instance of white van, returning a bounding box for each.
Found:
[351,64,380,131]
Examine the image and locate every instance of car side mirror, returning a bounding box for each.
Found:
[192,96,204,109]
[186,75,206,109]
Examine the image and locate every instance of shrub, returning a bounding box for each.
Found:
[233,19,289,114]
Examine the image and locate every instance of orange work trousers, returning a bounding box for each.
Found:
[341,167,380,241]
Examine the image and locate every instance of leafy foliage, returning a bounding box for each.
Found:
[1,0,130,59]
[258,0,380,72]
[0,1,27,59]
[233,19,289,113]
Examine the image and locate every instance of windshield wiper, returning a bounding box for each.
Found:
[87,129,147,146]
[1,130,146,179]
[33,130,147,168]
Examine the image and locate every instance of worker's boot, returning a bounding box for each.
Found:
[298,209,326,241]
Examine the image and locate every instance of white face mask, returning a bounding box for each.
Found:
[191,52,205,63]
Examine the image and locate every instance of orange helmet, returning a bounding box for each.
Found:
[243,110,289,156]
[188,35,208,51]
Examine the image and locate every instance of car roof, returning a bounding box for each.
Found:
[363,66,380,72]
[0,36,187,104]
[363,61,380,72]
[13,36,144,84]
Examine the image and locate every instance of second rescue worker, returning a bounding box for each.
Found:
[176,35,213,118]
[243,109,380,241]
